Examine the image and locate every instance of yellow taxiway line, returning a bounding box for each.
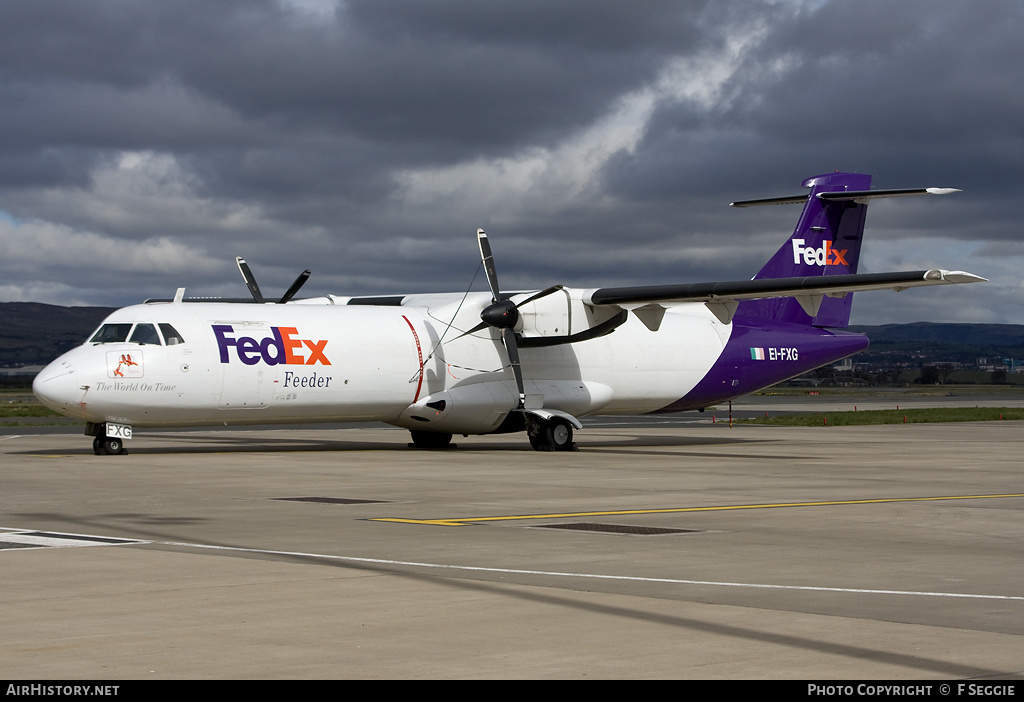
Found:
[370,493,1024,527]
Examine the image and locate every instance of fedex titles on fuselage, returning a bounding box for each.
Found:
[791,239,848,266]
[212,324,330,366]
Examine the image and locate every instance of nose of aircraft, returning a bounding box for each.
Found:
[33,357,85,418]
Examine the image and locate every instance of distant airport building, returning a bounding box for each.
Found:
[0,366,43,388]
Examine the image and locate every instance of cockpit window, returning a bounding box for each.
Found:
[90,323,133,343]
[129,323,161,345]
[89,322,178,345]
[159,323,184,345]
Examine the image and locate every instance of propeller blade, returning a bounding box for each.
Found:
[279,269,311,304]
[235,257,265,304]
[448,320,489,343]
[477,229,501,304]
[476,228,527,410]
[514,285,564,308]
[501,327,526,409]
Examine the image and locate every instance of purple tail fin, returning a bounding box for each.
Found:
[736,172,872,328]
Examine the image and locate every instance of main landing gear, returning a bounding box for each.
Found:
[408,416,578,451]
[408,430,455,449]
[527,416,578,452]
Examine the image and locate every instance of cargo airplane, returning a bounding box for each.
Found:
[33,172,984,455]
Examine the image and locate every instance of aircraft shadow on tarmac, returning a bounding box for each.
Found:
[15,431,777,456]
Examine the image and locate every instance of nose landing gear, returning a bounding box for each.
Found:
[86,423,130,455]
[92,436,128,455]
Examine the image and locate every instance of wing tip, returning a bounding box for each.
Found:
[926,269,987,283]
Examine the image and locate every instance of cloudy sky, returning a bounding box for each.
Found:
[1,0,1021,325]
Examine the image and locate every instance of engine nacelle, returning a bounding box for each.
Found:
[391,379,613,435]
[393,383,515,434]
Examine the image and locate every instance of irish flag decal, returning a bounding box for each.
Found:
[750,348,766,360]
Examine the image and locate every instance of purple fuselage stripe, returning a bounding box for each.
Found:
[652,319,869,413]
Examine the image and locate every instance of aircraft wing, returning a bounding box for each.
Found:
[583,269,986,324]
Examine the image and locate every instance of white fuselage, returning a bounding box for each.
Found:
[33,290,730,434]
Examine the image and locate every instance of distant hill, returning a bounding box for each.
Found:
[0,302,115,366]
[848,322,1024,359]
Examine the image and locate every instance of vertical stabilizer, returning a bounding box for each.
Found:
[737,172,871,328]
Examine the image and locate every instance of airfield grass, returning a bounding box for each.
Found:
[0,406,60,418]
[739,406,1024,426]
[0,389,65,425]
[0,397,59,417]
[753,383,1024,397]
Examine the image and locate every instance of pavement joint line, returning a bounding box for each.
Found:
[369,493,1024,527]
[157,539,1024,602]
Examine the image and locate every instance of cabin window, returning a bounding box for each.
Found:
[90,323,134,343]
[159,323,184,345]
[129,323,161,345]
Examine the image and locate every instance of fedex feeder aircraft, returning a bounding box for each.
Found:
[33,173,984,455]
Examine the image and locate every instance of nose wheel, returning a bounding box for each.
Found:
[93,436,128,456]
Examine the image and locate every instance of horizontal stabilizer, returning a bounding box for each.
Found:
[730,194,808,207]
[731,187,959,208]
[817,187,961,203]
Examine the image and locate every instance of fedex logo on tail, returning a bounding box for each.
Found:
[792,239,849,267]
[212,325,330,366]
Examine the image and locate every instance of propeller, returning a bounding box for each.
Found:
[236,257,312,304]
[279,269,312,304]
[474,229,564,410]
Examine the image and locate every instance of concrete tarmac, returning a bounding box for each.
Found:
[1,417,1023,679]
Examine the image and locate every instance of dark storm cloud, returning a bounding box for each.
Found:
[605,0,1024,204]
[0,0,1019,324]
[0,0,763,250]
[1,1,727,158]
